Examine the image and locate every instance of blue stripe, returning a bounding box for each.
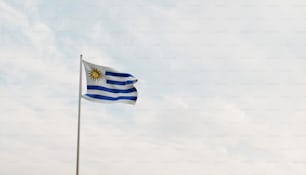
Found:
[87,85,136,93]
[106,80,136,85]
[105,71,133,77]
[85,94,137,101]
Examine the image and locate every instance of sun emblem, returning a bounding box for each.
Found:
[89,68,102,80]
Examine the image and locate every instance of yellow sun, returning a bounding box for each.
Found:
[89,68,102,80]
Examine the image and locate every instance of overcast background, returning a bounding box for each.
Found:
[0,0,305,174]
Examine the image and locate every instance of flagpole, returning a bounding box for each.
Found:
[76,54,83,175]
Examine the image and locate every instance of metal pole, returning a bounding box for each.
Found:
[76,54,83,175]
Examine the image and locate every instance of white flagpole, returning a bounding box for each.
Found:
[76,54,83,175]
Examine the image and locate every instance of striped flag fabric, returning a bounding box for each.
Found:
[82,60,138,104]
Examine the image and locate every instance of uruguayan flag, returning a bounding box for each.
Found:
[82,60,138,104]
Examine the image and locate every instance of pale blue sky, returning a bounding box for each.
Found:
[0,0,305,175]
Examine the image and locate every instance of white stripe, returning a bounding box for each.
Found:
[86,89,137,98]
[106,75,137,82]
[82,95,136,105]
[106,83,136,90]
[87,83,136,90]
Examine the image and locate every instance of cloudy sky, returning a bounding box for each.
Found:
[0,0,305,174]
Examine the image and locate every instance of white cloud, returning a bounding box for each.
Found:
[0,0,305,175]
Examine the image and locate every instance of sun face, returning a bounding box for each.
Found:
[89,68,102,80]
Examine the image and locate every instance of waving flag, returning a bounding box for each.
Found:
[82,60,138,104]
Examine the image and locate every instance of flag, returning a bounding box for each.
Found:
[82,60,138,104]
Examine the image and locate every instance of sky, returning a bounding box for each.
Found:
[0,0,305,174]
